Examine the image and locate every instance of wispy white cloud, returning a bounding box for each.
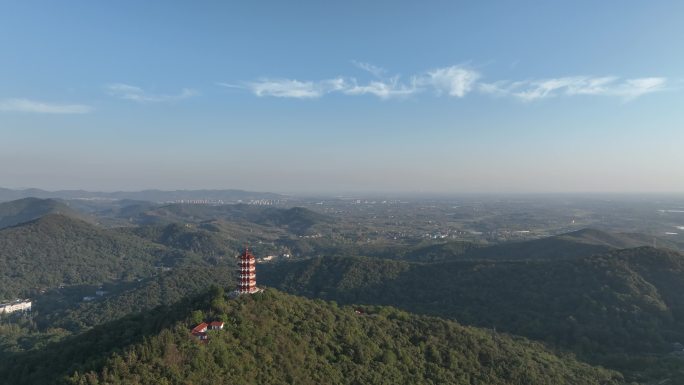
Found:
[0,98,92,114]
[216,82,244,89]
[480,76,667,101]
[610,77,667,99]
[248,79,321,98]
[242,64,479,100]
[343,77,418,99]
[245,78,348,98]
[106,83,197,102]
[351,60,387,78]
[246,76,420,100]
[417,66,481,97]
[234,63,667,102]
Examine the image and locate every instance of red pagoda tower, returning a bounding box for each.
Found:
[236,247,259,294]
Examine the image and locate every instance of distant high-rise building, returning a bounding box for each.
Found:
[236,247,259,294]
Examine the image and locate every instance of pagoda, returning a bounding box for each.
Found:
[236,246,260,294]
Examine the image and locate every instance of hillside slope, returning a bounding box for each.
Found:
[132,203,332,234]
[0,214,197,299]
[408,228,680,262]
[260,248,684,378]
[38,267,235,331]
[123,223,234,258]
[0,197,85,229]
[0,289,623,385]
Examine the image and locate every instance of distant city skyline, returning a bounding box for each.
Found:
[2,1,683,194]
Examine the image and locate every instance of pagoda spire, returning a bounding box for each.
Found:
[236,244,259,294]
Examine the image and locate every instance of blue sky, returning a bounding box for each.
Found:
[1,1,683,194]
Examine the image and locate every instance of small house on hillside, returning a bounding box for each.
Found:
[192,322,208,334]
[191,321,223,342]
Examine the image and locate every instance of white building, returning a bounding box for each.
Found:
[0,299,32,314]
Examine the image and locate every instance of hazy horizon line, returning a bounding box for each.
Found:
[2,185,684,199]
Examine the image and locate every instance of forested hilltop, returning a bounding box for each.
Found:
[36,266,235,332]
[0,197,87,229]
[2,196,684,383]
[0,214,218,300]
[260,248,684,382]
[0,289,623,385]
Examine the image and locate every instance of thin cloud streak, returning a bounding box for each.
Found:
[351,60,387,78]
[479,76,667,101]
[246,78,348,98]
[249,79,321,98]
[216,82,244,89]
[244,65,481,100]
[106,83,197,102]
[238,63,667,102]
[0,98,92,114]
[343,77,418,99]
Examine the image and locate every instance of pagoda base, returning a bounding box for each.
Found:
[229,287,263,297]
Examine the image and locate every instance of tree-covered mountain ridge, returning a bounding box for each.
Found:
[0,197,88,229]
[0,288,624,385]
[405,227,681,262]
[130,203,332,234]
[0,199,330,301]
[0,214,208,300]
[260,247,684,381]
[0,187,285,203]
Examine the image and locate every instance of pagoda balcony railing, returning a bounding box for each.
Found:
[239,274,256,279]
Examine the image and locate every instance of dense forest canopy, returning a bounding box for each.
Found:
[1,196,684,383]
[260,248,684,381]
[0,289,625,385]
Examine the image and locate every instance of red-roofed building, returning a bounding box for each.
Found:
[191,320,225,342]
[192,322,208,334]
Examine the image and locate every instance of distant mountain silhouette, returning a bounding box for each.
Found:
[404,228,680,261]
[0,187,285,203]
[0,197,86,229]
[131,203,332,235]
